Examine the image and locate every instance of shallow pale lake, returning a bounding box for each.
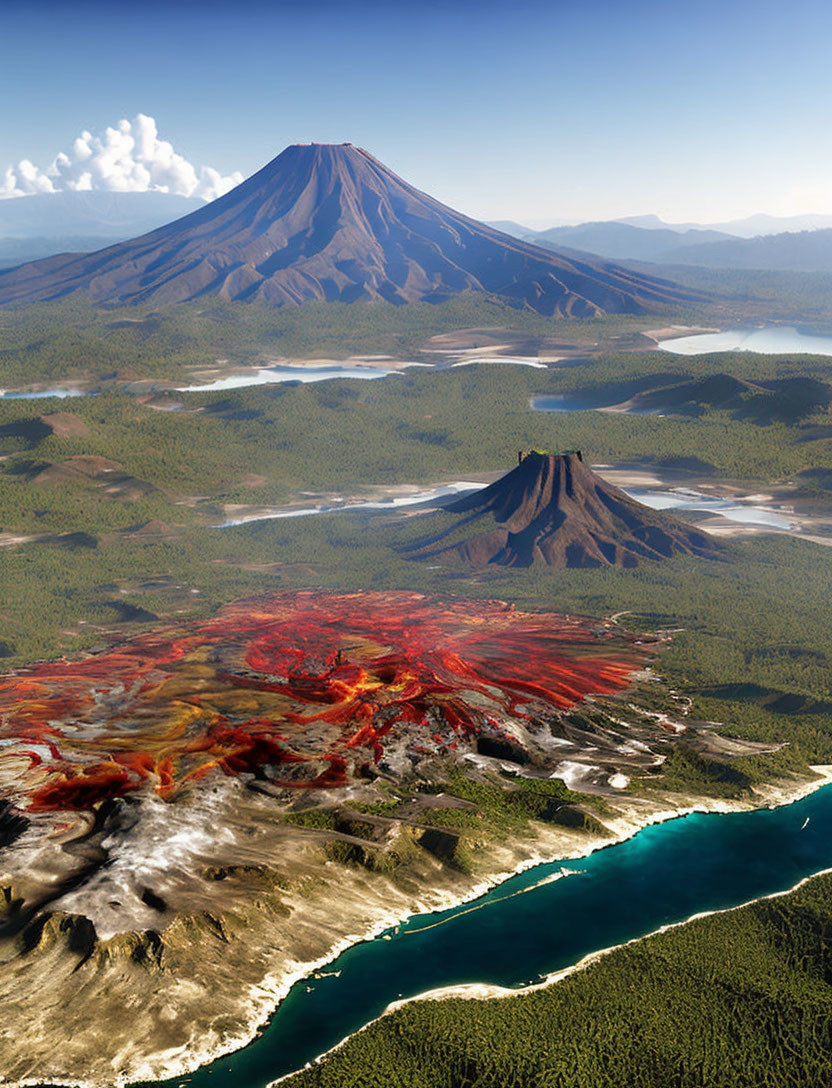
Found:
[176,364,401,392]
[1,359,548,400]
[630,486,793,528]
[659,326,832,356]
[216,479,794,532]
[0,387,89,400]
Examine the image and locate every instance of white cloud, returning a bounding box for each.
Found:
[0,114,243,202]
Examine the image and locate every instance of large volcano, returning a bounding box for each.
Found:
[0,143,698,314]
[405,451,720,568]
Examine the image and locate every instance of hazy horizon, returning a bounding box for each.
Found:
[4,135,832,238]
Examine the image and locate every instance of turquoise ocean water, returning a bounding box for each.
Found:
[137,783,832,1088]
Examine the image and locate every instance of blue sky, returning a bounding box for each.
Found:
[2,0,832,223]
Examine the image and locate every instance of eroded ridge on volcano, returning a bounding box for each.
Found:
[405,451,721,567]
[0,143,701,315]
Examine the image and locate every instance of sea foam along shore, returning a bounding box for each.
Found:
[266,763,832,1088]
[11,765,832,1088]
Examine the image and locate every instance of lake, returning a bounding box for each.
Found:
[217,482,485,526]
[176,364,402,392]
[630,486,793,529]
[0,387,89,400]
[216,479,794,533]
[658,326,832,356]
[1,359,550,400]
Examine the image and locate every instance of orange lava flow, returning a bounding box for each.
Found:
[0,592,645,812]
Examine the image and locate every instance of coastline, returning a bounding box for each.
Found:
[7,765,832,1088]
[379,862,832,1005]
[267,764,832,1087]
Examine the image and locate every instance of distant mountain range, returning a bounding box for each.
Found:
[527,222,735,263]
[654,229,832,272]
[494,212,832,240]
[0,191,202,268]
[617,212,832,237]
[0,144,698,315]
[489,215,832,272]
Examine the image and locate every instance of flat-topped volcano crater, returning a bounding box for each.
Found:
[404,451,722,568]
[0,143,700,316]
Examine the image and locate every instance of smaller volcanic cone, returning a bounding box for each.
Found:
[405,450,720,568]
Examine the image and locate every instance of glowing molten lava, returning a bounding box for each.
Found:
[0,592,644,812]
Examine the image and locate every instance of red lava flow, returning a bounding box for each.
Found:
[0,591,645,813]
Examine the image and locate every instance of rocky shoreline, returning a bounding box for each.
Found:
[4,766,831,1088]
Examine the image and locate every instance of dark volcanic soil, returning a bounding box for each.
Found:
[405,451,721,568]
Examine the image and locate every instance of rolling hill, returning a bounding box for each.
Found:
[662,228,832,271]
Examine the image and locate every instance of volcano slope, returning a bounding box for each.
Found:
[0,588,703,1087]
[403,451,720,568]
[0,143,699,316]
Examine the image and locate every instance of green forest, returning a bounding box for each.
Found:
[2,301,832,1086]
[282,871,832,1088]
[1,345,831,799]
